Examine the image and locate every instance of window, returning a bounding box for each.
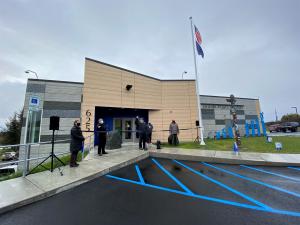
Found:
[26,110,42,143]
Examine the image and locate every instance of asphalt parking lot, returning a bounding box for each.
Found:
[1,157,300,225]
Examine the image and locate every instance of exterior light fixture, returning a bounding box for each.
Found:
[126,84,133,91]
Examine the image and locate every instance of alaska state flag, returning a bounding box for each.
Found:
[194,25,204,58]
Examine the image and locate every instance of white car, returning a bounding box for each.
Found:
[1,151,17,161]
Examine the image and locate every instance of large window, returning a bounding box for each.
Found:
[26,110,42,143]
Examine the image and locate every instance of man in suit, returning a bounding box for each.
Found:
[138,118,148,150]
[97,118,108,155]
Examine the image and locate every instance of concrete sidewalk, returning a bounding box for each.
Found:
[0,148,148,214]
[1,145,300,215]
[150,148,300,166]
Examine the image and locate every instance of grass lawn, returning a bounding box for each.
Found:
[163,136,300,154]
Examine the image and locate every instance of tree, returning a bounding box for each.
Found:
[0,109,23,145]
[281,114,300,123]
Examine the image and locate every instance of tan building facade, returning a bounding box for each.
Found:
[81,58,199,143]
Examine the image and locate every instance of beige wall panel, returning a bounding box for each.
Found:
[134,75,161,85]
[85,60,123,74]
[85,78,122,90]
[83,59,200,142]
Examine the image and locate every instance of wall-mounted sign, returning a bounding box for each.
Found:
[86,110,92,131]
[29,96,40,111]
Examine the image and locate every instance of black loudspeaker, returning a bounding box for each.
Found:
[49,116,60,130]
[195,120,200,126]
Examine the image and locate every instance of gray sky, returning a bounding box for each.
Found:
[0,0,299,128]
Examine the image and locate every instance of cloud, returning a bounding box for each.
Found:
[0,0,299,124]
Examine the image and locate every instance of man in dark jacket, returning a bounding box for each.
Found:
[96,118,107,155]
[147,122,153,143]
[138,118,148,150]
[70,120,85,167]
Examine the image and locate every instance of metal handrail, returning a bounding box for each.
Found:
[0,134,94,177]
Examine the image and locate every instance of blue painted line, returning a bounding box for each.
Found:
[203,162,300,199]
[106,174,300,217]
[288,167,300,172]
[241,165,300,182]
[173,160,271,209]
[151,158,193,194]
[135,165,145,184]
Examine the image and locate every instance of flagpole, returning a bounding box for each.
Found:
[189,16,205,145]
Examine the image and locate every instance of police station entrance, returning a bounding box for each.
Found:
[95,107,148,144]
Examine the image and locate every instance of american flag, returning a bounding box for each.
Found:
[194,25,204,58]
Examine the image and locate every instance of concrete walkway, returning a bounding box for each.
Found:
[0,148,148,214]
[1,145,300,215]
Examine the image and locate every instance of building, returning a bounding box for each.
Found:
[20,58,262,163]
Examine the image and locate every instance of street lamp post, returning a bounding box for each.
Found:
[182,71,187,79]
[291,106,298,114]
[25,70,39,79]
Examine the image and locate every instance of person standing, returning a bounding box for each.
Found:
[96,118,107,155]
[139,118,147,150]
[70,120,85,167]
[169,120,179,145]
[147,122,153,143]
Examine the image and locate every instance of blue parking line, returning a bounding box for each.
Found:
[202,162,300,198]
[173,160,271,209]
[106,174,300,217]
[151,158,194,194]
[135,165,145,184]
[241,165,300,182]
[288,167,300,172]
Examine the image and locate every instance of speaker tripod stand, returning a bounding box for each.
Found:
[194,126,200,143]
[28,129,65,175]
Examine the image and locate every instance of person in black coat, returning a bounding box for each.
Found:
[70,120,85,167]
[138,118,148,150]
[147,122,153,143]
[96,118,107,155]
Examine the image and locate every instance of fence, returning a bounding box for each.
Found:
[0,134,94,177]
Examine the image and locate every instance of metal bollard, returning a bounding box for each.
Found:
[23,144,28,177]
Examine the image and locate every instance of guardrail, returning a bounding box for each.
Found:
[0,134,94,177]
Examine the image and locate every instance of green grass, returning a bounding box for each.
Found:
[29,151,88,174]
[163,136,300,153]
[0,171,22,182]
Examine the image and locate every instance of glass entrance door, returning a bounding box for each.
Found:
[124,119,133,141]
[113,118,135,142]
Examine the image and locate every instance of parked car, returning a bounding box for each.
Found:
[268,124,281,132]
[280,122,299,132]
[1,151,17,161]
[0,165,17,176]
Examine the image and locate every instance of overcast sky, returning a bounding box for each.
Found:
[0,0,299,128]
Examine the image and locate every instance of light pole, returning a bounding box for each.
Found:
[182,71,187,79]
[291,106,298,114]
[25,70,39,79]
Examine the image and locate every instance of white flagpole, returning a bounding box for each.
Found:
[189,16,205,145]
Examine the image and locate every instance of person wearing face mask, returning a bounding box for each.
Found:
[70,120,85,167]
[96,118,107,155]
